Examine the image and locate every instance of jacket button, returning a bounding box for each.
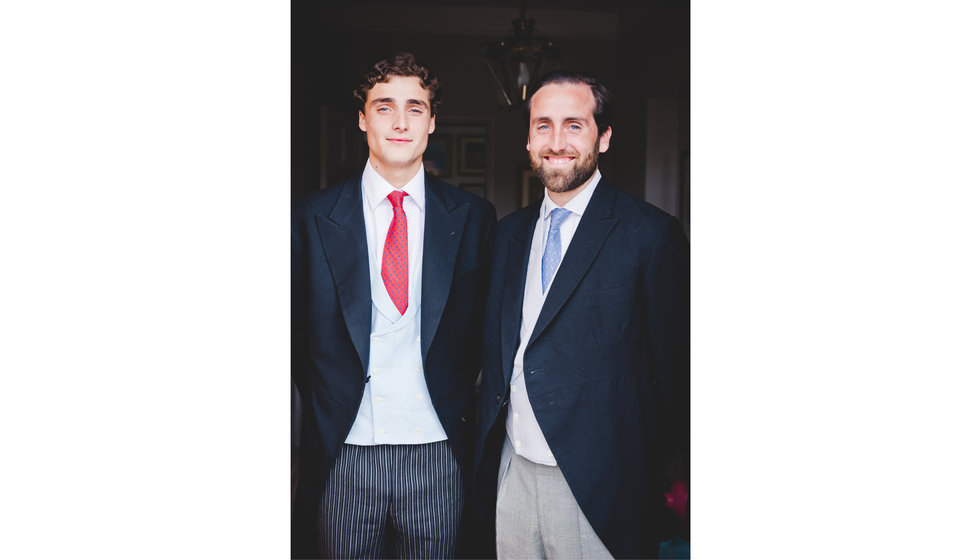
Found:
[495,394,501,403]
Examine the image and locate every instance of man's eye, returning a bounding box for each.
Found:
[569,124,582,131]
[537,125,550,132]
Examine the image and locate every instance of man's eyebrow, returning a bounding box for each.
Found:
[533,116,587,124]
[369,97,429,110]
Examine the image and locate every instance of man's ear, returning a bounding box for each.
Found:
[358,111,366,132]
[598,126,612,153]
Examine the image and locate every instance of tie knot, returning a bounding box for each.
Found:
[549,207,571,230]
[387,190,407,209]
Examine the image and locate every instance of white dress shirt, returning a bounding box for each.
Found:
[361,163,425,301]
[345,162,448,445]
[506,170,602,465]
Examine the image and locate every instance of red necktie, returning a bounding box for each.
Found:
[381,190,409,314]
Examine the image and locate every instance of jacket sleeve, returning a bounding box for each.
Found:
[291,205,313,399]
[643,217,690,479]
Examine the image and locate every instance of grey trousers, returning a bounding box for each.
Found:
[318,440,462,559]
[495,438,613,559]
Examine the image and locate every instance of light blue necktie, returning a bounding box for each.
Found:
[541,207,572,294]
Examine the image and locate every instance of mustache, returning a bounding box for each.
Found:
[539,149,579,157]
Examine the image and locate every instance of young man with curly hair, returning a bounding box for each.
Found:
[292,52,496,559]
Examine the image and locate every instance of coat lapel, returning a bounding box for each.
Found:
[527,180,619,348]
[500,204,539,383]
[420,177,468,362]
[315,177,372,377]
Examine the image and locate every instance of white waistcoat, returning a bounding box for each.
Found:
[344,237,448,445]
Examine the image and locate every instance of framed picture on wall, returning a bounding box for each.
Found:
[458,136,486,175]
[423,134,452,177]
[522,169,544,207]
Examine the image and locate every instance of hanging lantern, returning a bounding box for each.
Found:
[481,3,562,109]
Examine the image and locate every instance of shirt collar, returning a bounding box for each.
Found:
[540,169,602,221]
[362,162,426,211]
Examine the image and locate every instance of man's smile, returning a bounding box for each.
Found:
[543,154,576,167]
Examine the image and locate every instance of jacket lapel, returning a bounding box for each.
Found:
[315,177,372,378]
[500,204,539,383]
[527,179,619,348]
[420,176,468,362]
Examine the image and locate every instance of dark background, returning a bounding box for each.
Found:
[292,0,690,227]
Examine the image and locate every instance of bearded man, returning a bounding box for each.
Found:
[471,70,690,559]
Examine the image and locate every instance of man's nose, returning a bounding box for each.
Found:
[547,130,567,152]
[392,110,408,131]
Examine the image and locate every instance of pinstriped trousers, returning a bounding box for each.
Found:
[317,440,463,559]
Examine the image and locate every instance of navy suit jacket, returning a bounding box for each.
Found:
[292,174,495,557]
[473,178,690,559]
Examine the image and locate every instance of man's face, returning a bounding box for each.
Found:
[527,82,611,195]
[358,76,436,179]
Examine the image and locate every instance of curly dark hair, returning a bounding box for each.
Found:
[353,52,443,116]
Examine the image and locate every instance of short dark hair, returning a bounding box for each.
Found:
[353,52,443,115]
[524,69,614,135]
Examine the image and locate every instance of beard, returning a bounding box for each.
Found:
[530,135,601,194]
